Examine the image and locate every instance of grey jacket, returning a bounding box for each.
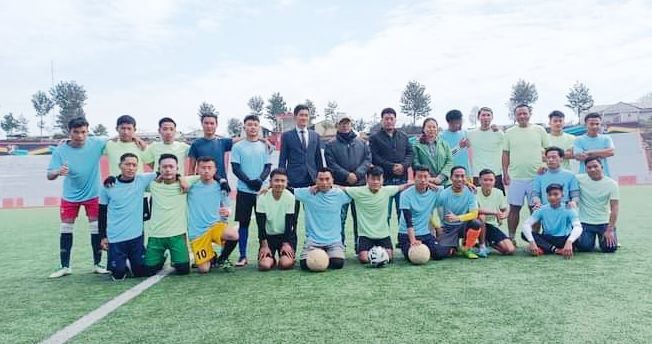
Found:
[324,132,372,186]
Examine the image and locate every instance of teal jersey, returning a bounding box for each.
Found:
[532,168,579,205]
[437,187,477,226]
[48,137,106,202]
[531,204,579,237]
[187,180,224,240]
[231,139,271,194]
[295,187,351,245]
[398,186,439,236]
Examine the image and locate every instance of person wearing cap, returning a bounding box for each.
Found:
[324,117,372,250]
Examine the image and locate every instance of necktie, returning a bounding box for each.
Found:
[300,130,307,148]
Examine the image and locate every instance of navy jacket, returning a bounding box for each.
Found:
[278,128,324,188]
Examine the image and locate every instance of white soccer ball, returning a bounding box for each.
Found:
[368,246,390,268]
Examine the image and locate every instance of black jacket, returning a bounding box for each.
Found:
[324,132,371,186]
[369,129,413,181]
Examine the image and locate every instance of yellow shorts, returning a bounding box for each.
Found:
[190,222,227,265]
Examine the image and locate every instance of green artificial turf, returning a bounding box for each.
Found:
[2,186,651,343]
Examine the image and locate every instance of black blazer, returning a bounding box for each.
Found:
[278,128,324,188]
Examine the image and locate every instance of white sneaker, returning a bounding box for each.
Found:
[92,264,110,274]
[48,267,72,278]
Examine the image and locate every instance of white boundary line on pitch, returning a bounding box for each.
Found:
[41,268,172,344]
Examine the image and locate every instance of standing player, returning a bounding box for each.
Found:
[521,184,583,258]
[143,154,190,275]
[255,168,296,271]
[547,111,576,171]
[436,166,482,259]
[468,107,505,193]
[187,157,239,273]
[574,112,615,176]
[440,110,470,172]
[98,153,156,280]
[502,104,550,244]
[476,169,515,256]
[532,147,579,209]
[324,116,372,247]
[278,104,324,235]
[47,117,109,278]
[189,113,233,180]
[343,166,412,264]
[104,115,147,176]
[412,118,453,187]
[143,117,190,175]
[575,157,619,253]
[231,115,272,267]
[369,107,413,224]
[295,168,351,271]
[397,166,446,262]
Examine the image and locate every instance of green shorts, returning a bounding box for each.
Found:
[145,234,190,267]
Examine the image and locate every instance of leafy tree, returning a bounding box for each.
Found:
[265,92,288,130]
[49,81,87,134]
[352,118,368,133]
[468,106,479,128]
[1,113,19,135]
[92,124,108,136]
[400,80,432,126]
[16,115,29,135]
[247,96,264,116]
[566,81,594,123]
[198,102,218,119]
[508,79,538,122]
[31,90,54,136]
[323,101,339,125]
[227,118,243,137]
[304,99,318,124]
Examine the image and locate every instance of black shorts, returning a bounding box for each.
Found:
[484,223,509,246]
[357,236,393,252]
[235,191,257,225]
[266,234,295,255]
[473,176,505,195]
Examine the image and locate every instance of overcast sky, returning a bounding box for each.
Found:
[1,0,651,136]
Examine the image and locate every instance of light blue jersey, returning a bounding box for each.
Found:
[437,186,477,226]
[187,180,224,240]
[440,129,469,172]
[398,186,439,236]
[231,139,270,194]
[99,173,156,243]
[48,137,106,202]
[532,168,579,205]
[295,187,351,245]
[574,134,614,176]
[531,204,579,237]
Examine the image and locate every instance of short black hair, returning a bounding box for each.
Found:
[584,112,602,123]
[68,117,89,130]
[158,153,178,165]
[477,107,493,117]
[380,107,396,118]
[116,115,136,127]
[585,156,602,166]
[270,168,288,179]
[478,169,495,178]
[445,109,463,123]
[545,183,563,194]
[450,165,467,176]
[548,110,565,119]
[545,146,565,158]
[158,117,176,128]
[294,104,309,116]
[514,104,531,113]
[413,165,430,175]
[196,156,216,165]
[200,113,218,123]
[244,114,260,123]
[366,165,384,177]
[317,167,334,176]
[119,152,139,163]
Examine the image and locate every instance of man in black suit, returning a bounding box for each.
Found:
[278,104,324,243]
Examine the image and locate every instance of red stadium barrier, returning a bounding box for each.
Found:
[618,175,637,185]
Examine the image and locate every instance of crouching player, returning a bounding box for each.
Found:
[296,168,351,271]
[398,166,448,262]
[476,169,515,256]
[437,166,482,259]
[187,157,239,273]
[255,168,296,271]
[344,166,411,264]
[521,184,583,259]
[99,153,156,280]
[143,154,190,275]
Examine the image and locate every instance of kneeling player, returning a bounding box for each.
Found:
[255,168,296,271]
[398,166,448,262]
[99,153,156,280]
[437,166,482,259]
[476,169,515,256]
[296,168,351,271]
[521,184,582,259]
[187,157,239,273]
[345,166,411,264]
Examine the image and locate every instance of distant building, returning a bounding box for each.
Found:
[590,102,652,127]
